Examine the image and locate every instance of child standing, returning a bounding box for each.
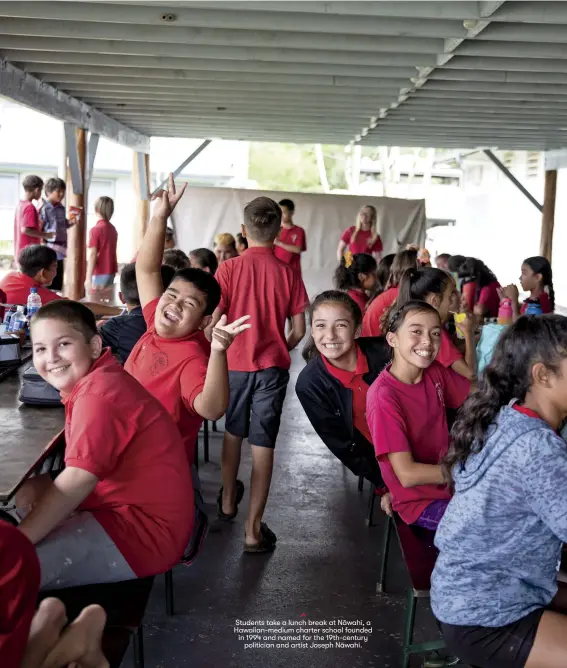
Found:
[432,315,567,668]
[333,252,377,312]
[213,197,308,553]
[39,178,77,292]
[296,291,389,487]
[366,300,470,530]
[14,175,51,260]
[337,205,383,262]
[273,198,307,275]
[125,175,250,466]
[16,300,194,589]
[86,196,118,291]
[501,255,555,322]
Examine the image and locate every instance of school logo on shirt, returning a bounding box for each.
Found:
[150,351,168,376]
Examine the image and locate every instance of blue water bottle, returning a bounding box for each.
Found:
[525,301,543,316]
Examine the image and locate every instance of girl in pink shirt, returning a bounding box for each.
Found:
[500,255,555,322]
[366,300,470,530]
[333,252,377,313]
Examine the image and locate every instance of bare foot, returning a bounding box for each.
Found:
[21,598,67,668]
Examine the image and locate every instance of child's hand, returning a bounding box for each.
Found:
[151,173,187,219]
[456,312,474,337]
[499,284,519,301]
[211,315,251,352]
[380,492,393,517]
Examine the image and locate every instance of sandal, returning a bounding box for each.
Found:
[217,479,244,521]
[244,522,277,554]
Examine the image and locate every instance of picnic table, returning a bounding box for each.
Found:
[0,363,64,503]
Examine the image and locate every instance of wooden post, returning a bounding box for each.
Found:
[65,127,87,300]
[540,169,557,262]
[133,151,151,254]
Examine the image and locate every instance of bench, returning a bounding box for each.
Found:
[377,513,446,668]
[40,576,155,668]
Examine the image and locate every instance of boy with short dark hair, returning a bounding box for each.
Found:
[213,196,308,553]
[274,198,307,275]
[39,177,77,291]
[163,248,191,271]
[189,248,218,275]
[125,175,250,466]
[16,300,194,589]
[14,175,51,260]
[100,262,175,364]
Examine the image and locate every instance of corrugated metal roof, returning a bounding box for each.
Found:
[1,1,567,149]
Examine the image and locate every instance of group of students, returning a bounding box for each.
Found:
[4,179,567,668]
[13,174,119,294]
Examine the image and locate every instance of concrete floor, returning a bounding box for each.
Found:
[135,348,443,668]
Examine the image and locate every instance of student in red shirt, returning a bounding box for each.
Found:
[366,300,470,530]
[362,249,418,336]
[501,256,555,322]
[86,196,118,291]
[458,257,501,320]
[14,299,194,588]
[13,175,53,261]
[396,267,477,381]
[273,198,307,274]
[333,251,377,313]
[126,175,250,466]
[296,291,389,487]
[189,247,218,275]
[212,197,308,553]
[337,205,383,262]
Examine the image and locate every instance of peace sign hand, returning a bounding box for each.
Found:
[211,315,251,352]
[151,173,187,219]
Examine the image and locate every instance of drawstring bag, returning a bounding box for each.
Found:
[476,323,507,376]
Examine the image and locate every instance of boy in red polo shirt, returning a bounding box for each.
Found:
[125,175,251,466]
[273,198,307,274]
[213,197,308,553]
[13,175,53,261]
[14,300,193,589]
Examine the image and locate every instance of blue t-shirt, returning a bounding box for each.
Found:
[432,407,567,627]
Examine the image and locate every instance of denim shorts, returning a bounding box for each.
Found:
[92,273,115,288]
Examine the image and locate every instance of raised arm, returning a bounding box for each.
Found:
[136,174,186,309]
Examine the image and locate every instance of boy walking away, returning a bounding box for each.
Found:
[213,197,308,553]
[125,174,251,466]
[14,175,52,261]
[100,262,175,364]
[39,178,77,291]
[86,196,118,292]
[16,300,194,589]
[274,198,307,275]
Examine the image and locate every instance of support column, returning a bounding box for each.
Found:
[540,169,557,262]
[65,126,87,300]
[133,151,151,254]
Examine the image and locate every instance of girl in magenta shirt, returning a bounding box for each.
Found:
[501,255,555,322]
[333,252,377,313]
[337,205,383,262]
[366,300,470,530]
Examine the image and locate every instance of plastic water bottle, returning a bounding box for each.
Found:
[525,301,543,316]
[3,305,16,331]
[10,306,26,332]
[497,298,513,326]
[27,287,42,320]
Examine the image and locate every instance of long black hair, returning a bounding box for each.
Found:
[460,257,499,288]
[334,253,377,291]
[524,256,555,311]
[302,290,362,362]
[446,314,567,477]
[376,253,395,294]
[387,249,419,289]
[397,267,452,306]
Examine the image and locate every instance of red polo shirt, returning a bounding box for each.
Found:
[274,224,307,272]
[348,288,369,313]
[322,344,372,444]
[63,350,193,577]
[215,247,309,372]
[362,287,398,337]
[125,298,209,465]
[88,219,118,276]
[341,226,383,256]
[14,201,41,259]
[0,272,62,306]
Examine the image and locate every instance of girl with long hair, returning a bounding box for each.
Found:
[366,300,470,530]
[458,257,501,319]
[336,205,383,262]
[334,252,378,312]
[501,255,555,321]
[376,253,396,295]
[432,315,567,668]
[362,249,418,336]
[296,291,390,487]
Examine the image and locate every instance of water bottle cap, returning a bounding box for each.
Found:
[30,287,37,293]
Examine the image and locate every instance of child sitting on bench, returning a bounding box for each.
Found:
[16,300,194,590]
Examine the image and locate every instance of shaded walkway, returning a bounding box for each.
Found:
[137,348,439,667]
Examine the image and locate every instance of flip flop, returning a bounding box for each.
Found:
[244,522,277,554]
[217,479,244,521]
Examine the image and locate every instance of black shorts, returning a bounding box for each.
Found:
[440,608,544,668]
[225,368,289,448]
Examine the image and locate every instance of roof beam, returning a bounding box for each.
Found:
[457,40,567,59]
[0,60,149,152]
[446,55,567,73]
[430,69,567,85]
[424,80,567,94]
[490,1,567,24]
[476,22,567,43]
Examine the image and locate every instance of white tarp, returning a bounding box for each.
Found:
[171,187,426,297]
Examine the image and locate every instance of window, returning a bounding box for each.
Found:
[0,173,19,210]
[88,179,115,214]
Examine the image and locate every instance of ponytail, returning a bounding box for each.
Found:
[524,256,555,311]
[333,253,378,291]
